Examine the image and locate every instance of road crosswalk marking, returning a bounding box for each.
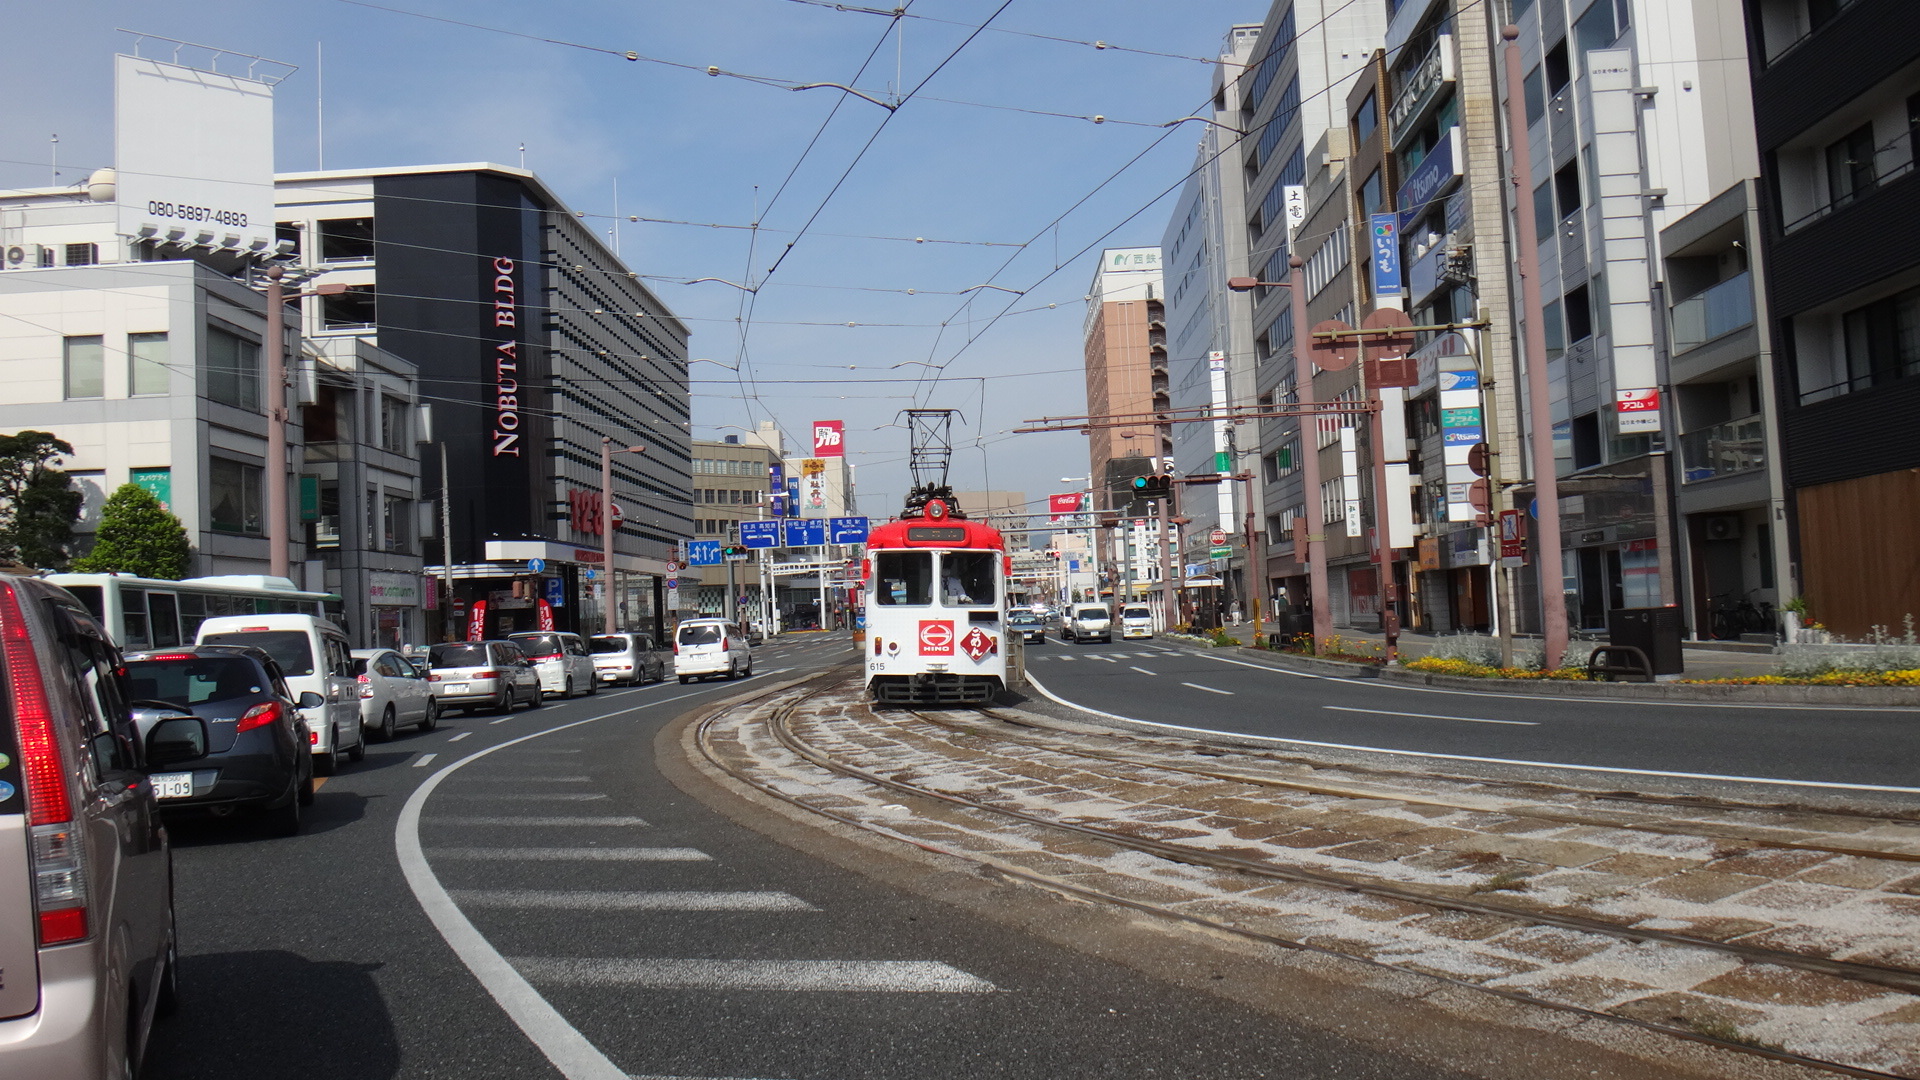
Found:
[510,957,998,993]
[453,889,816,911]
[427,847,711,861]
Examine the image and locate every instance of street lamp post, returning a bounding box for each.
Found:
[601,437,647,637]
[262,266,346,581]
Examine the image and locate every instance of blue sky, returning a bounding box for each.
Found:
[1,0,1260,517]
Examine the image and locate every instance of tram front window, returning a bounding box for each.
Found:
[941,552,996,607]
[875,552,933,605]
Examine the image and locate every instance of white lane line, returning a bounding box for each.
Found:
[448,732,472,742]
[1056,656,1074,662]
[413,753,438,768]
[511,957,998,993]
[516,749,582,754]
[1022,671,1920,795]
[428,847,709,861]
[490,715,517,725]
[452,889,816,912]
[1092,654,1118,663]
[1129,666,1156,676]
[1181,682,1234,696]
[436,793,609,801]
[397,688,731,1080]
[425,816,650,827]
[496,776,593,782]
[1325,705,1539,726]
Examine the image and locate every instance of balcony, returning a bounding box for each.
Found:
[1679,415,1766,483]
[1670,272,1755,353]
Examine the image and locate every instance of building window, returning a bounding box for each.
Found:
[379,396,409,452]
[129,332,169,396]
[321,285,376,330]
[1840,284,1920,394]
[317,218,375,262]
[1321,478,1346,522]
[1543,300,1566,362]
[1565,285,1594,342]
[206,327,261,410]
[1824,123,1876,209]
[383,493,411,553]
[209,458,263,535]
[275,223,301,258]
[1554,160,1583,221]
[1533,181,1555,238]
[1573,0,1622,61]
[1359,168,1384,218]
[1524,66,1546,126]
[1544,40,1570,95]
[63,335,105,399]
[1353,91,1377,145]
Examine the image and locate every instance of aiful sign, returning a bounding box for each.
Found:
[491,257,523,457]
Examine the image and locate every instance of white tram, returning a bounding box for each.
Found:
[862,495,1009,705]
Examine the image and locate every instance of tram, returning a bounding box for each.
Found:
[863,489,1009,704]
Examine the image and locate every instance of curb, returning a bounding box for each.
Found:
[1373,664,1920,706]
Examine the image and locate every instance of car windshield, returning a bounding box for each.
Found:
[126,657,266,708]
[350,657,371,676]
[201,630,314,677]
[510,633,564,658]
[589,636,631,654]
[1123,607,1151,619]
[1009,613,1038,624]
[1077,607,1107,620]
[430,643,491,669]
[677,624,723,646]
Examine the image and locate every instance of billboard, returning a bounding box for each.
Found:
[114,55,277,255]
[813,420,845,458]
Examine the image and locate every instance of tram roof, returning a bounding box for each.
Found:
[865,518,1006,551]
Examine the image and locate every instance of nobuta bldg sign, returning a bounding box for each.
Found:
[491,256,522,456]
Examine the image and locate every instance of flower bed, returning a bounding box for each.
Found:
[1403,656,1590,681]
[1680,670,1920,687]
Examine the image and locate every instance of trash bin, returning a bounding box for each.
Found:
[1607,606,1684,675]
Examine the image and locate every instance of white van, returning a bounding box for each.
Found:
[1120,604,1155,640]
[674,618,752,682]
[196,614,364,774]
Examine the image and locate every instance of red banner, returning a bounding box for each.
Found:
[812,420,845,458]
[1048,492,1084,522]
[536,598,555,631]
[467,600,488,641]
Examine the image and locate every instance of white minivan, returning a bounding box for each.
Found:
[1120,604,1155,640]
[674,618,752,682]
[197,614,364,774]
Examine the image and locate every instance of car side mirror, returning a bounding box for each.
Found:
[146,716,208,768]
[297,691,326,709]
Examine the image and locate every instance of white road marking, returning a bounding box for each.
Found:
[1056,656,1074,662]
[498,775,593,782]
[413,753,438,768]
[448,732,472,742]
[1092,654,1118,663]
[511,957,998,993]
[1129,666,1156,676]
[428,847,710,861]
[425,816,650,827]
[452,889,815,912]
[490,716,517,725]
[436,793,609,801]
[1325,705,1539,726]
[1181,682,1234,695]
[1022,671,1920,795]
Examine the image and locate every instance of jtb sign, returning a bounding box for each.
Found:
[813,420,845,457]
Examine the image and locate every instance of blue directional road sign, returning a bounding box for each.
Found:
[739,520,781,549]
[829,516,870,544]
[782,518,827,547]
[688,540,722,566]
[544,576,565,608]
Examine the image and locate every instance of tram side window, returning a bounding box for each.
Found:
[875,552,933,606]
[941,552,997,607]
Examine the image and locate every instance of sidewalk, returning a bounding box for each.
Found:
[1206,622,1785,679]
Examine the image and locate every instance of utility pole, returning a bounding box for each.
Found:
[439,443,453,642]
[601,436,647,637]
[260,266,344,583]
[1289,256,1333,648]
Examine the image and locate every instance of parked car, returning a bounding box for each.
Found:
[1119,604,1155,640]
[196,613,363,776]
[674,618,752,682]
[428,640,542,714]
[508,631,598,698]
[123,645,318,834]
[1007,611,1046,643]
[1061,604,1112,643]
[589,633,667,687]
[350,648,438,741]
[0,574,183,1079]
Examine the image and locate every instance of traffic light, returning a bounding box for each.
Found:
[1129,474,1173,501]
[722,545,747,559]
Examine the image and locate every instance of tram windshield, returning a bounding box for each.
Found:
[940,552,996,607]
[875,552,933,605]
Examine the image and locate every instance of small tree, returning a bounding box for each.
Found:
[73,484,191,580]
[0,430,83,569]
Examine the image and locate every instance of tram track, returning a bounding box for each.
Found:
[690,676,1920,1078]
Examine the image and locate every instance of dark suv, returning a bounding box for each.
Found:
[0,573,198,1078]
[123,646,319,836]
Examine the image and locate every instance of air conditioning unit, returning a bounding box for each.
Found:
[1703,515,1741,541]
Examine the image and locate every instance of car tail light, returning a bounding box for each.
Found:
[145,652,198,662]
[0,581,88,944]
[427,673,442,682]
[309,729,319,746]
[237,700,283,733]
[720,635,729,652]
[357,673,374,698]
[472,670,499,680]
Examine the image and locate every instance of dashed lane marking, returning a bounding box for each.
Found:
[413,753,438,768]
[436,793,609,801]
[1324,705,1539,726]
[1129,666,1156,676]
[1092,654,1118,663]
[452,889,816,912]
[1180,682,1234,696]
[425,816,649,827]
[448,732,472,742]
[510,957,998,993]
[427,847,711,862]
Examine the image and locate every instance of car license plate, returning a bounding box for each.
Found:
[444,682,468,693]
[153,773,194,799]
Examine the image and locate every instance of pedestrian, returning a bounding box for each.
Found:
[1229,602,1242,626]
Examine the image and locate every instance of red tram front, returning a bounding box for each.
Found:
[862,499,1008,705]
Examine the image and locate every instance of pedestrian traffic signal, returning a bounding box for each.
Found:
[1129,474,1172,500]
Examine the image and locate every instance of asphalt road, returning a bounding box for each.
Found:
[1022,636,1920,793]
[141,632,1482,1080]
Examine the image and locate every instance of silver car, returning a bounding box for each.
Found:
[351,648,438,741]
[590,633,668,687]
[0,574,186,1079]
[428,641,543,715]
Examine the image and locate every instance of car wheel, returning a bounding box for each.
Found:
[491,686,512,715]
[563,676,574,698]
[267,782,302,837]
[374,705,396,743]
[314,741,338,777]
[587,674,599,696]
[346,725,366,763]
[417,698,438,732]
[678,675,690,684]
[527,685,545,709]
[296,756,316,806]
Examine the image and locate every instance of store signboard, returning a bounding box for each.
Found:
[114,55,278,256]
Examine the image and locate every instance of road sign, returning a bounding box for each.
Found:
[688,540,722,566]
[544,576,565,608]
[1309,319,1357,371]
[527,558,546,573]
[1208,527,1227,545]
[1210,546,1233,559]
[782,518,827,547]
[739,520,781,549]
[829,516,870,544]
